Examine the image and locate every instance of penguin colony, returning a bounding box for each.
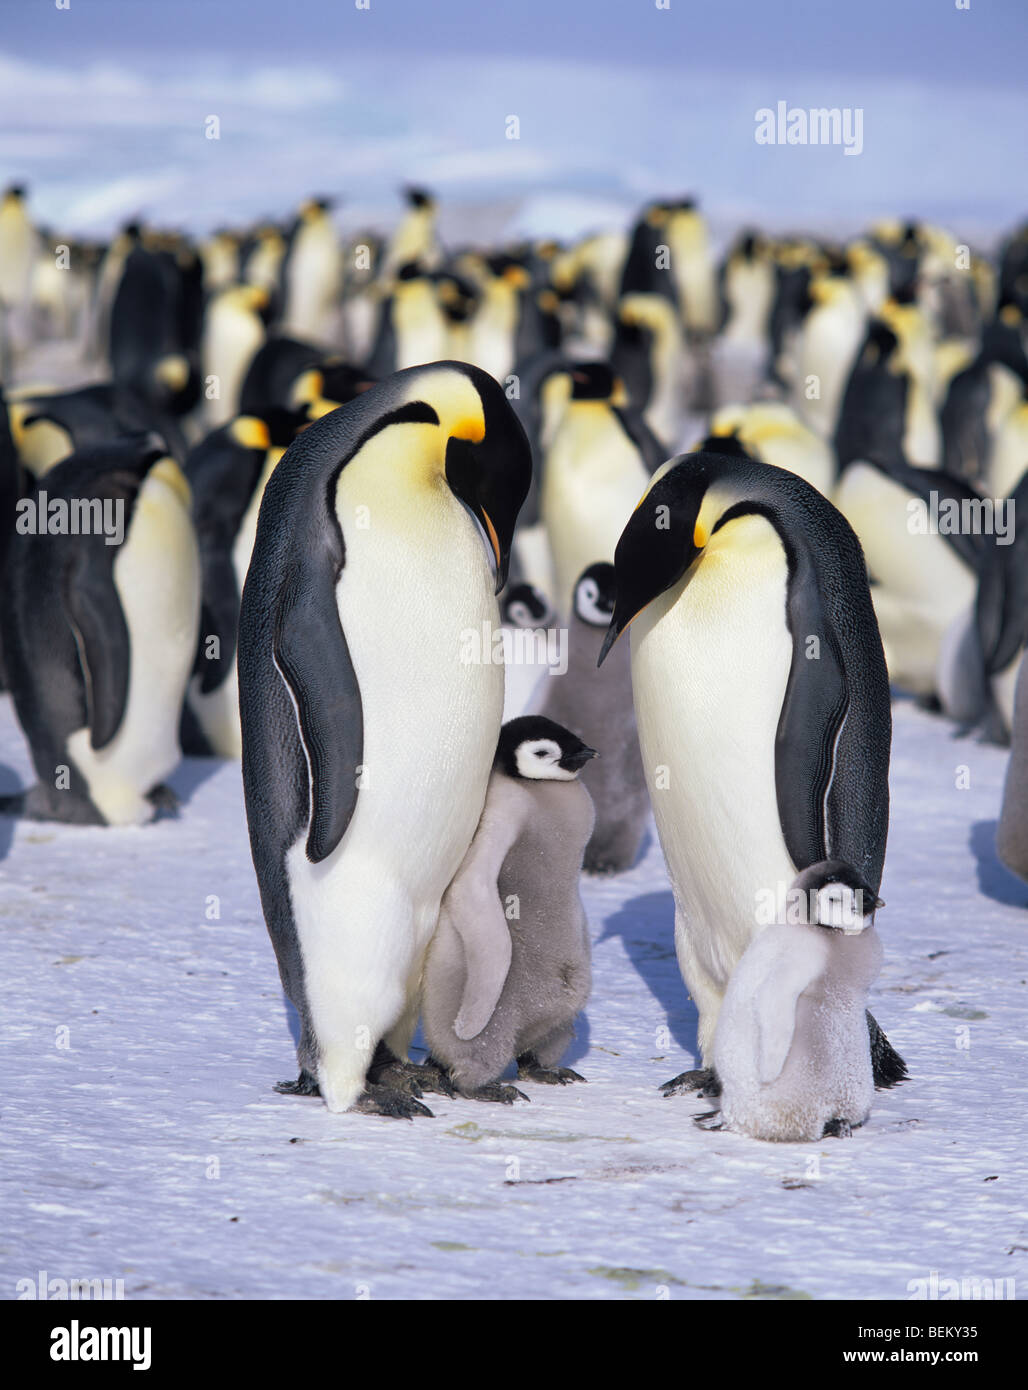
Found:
[2,180,1027,1141]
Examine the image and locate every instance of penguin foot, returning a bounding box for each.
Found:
[366,1043,457,1098]
[693,1109,725,1131]
[146,783,180,819]
[823,1117,853,1139]
[352,1085,434,1120]
[467,1082,530,1105]
[660,1068,721,1098]
[274,1069,321,1097]
[516,1053,586,1085]
[583,856,629,877]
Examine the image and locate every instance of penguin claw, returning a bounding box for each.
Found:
[693,1109,725,1131]
[660,1068,721,1098]
[274,1070,321,1097]
[370,1058,457,1099]
[823,1117,853,1138]
[146,783,180,819]
[468,1082,530,1105]
[517,1064,586,1085]
[352,1085,434,1120]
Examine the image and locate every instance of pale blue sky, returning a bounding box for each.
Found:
[1,0,1024,239]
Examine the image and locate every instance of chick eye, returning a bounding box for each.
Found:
[535,749,546,758]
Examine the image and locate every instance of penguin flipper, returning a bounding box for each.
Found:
[64,552,131,751]
[272,553,363,865]
[776,563,850,871]
[752,947,824,1085]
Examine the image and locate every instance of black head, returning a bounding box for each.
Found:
[501,583,552,629]
[697,432,754,460]
[573,562,617,627]
[568,361,617,401]
[4,184,26,201]
[790,859,884,931]
[496,716,597,781]
[396,261,425,282]
[405,186,434,210]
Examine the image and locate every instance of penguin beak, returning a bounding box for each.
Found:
[561,745,598,771]
[444,425,531,595]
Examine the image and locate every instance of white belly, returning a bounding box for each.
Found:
[285,468,503,1108]
[68,466,201,825]
[631,514,796,1013]
[543,411,649,613]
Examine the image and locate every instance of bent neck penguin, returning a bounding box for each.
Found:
[237,361,531,1118]
[599,448,903,1090]
[421,716,596,1100]
[710,860,885,1142]
[2,438,200,827]
[540,563,650,874]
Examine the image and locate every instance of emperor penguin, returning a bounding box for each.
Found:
[665,199,718,336]
[705,861,885,1142]
[540,563,650,875]
[833,457,984,699]
[540,361,664,614]
[990,391,1028,501]
[598,448,904,1092]
[1,438,200,826]
[835,320,921,473]
[996,651,1028,881]
[366,264,450,376]
[0,185,39,373]
[379,187,441,281]
[237,361,531,1117]
[280,197,343,344]
[877,291,941,465]
[421,716,595,1100]
[182,412,309,758]
[708,402,833,496]
[202,284,269,428]
[941,303,1028,491]
[938,468,1028,741]
[466,257,532,385]
[711,232,775,408]
[611,292,689,448]
[792,270,866,440]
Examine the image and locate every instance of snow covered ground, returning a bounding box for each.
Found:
[1,692,1025,1302]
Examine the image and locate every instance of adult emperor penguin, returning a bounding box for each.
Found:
[237,361,531,1117]
[938,468,1028,741]
[703,860,884,1142]
[709,402,833,496]
[202,284,269,428]
[421,716,595,1100]
[540,563,650,874]
[834,457,984,699]
[1,438,200,826]
[540,361,664,614]
[280,197,343,344]
[997,651,1028,881]
[792,269,866,440]
[379,187,441,281]
[598,448,904,1092]
[0,185,39,374]
[182,411,310,758]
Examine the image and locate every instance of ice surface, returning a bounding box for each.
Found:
[1,694,1025,1301]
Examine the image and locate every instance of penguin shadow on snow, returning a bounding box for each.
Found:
[599,891,700,1059]
[970,820,1028,907]
[164,754,228,812]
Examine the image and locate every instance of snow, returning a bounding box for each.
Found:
[1,693,1026,1301]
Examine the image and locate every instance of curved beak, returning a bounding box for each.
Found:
[444,425,531,595]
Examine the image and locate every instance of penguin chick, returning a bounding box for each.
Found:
[709,861,884,1143]
[422,717,596,1101]
[540,564,651,874]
